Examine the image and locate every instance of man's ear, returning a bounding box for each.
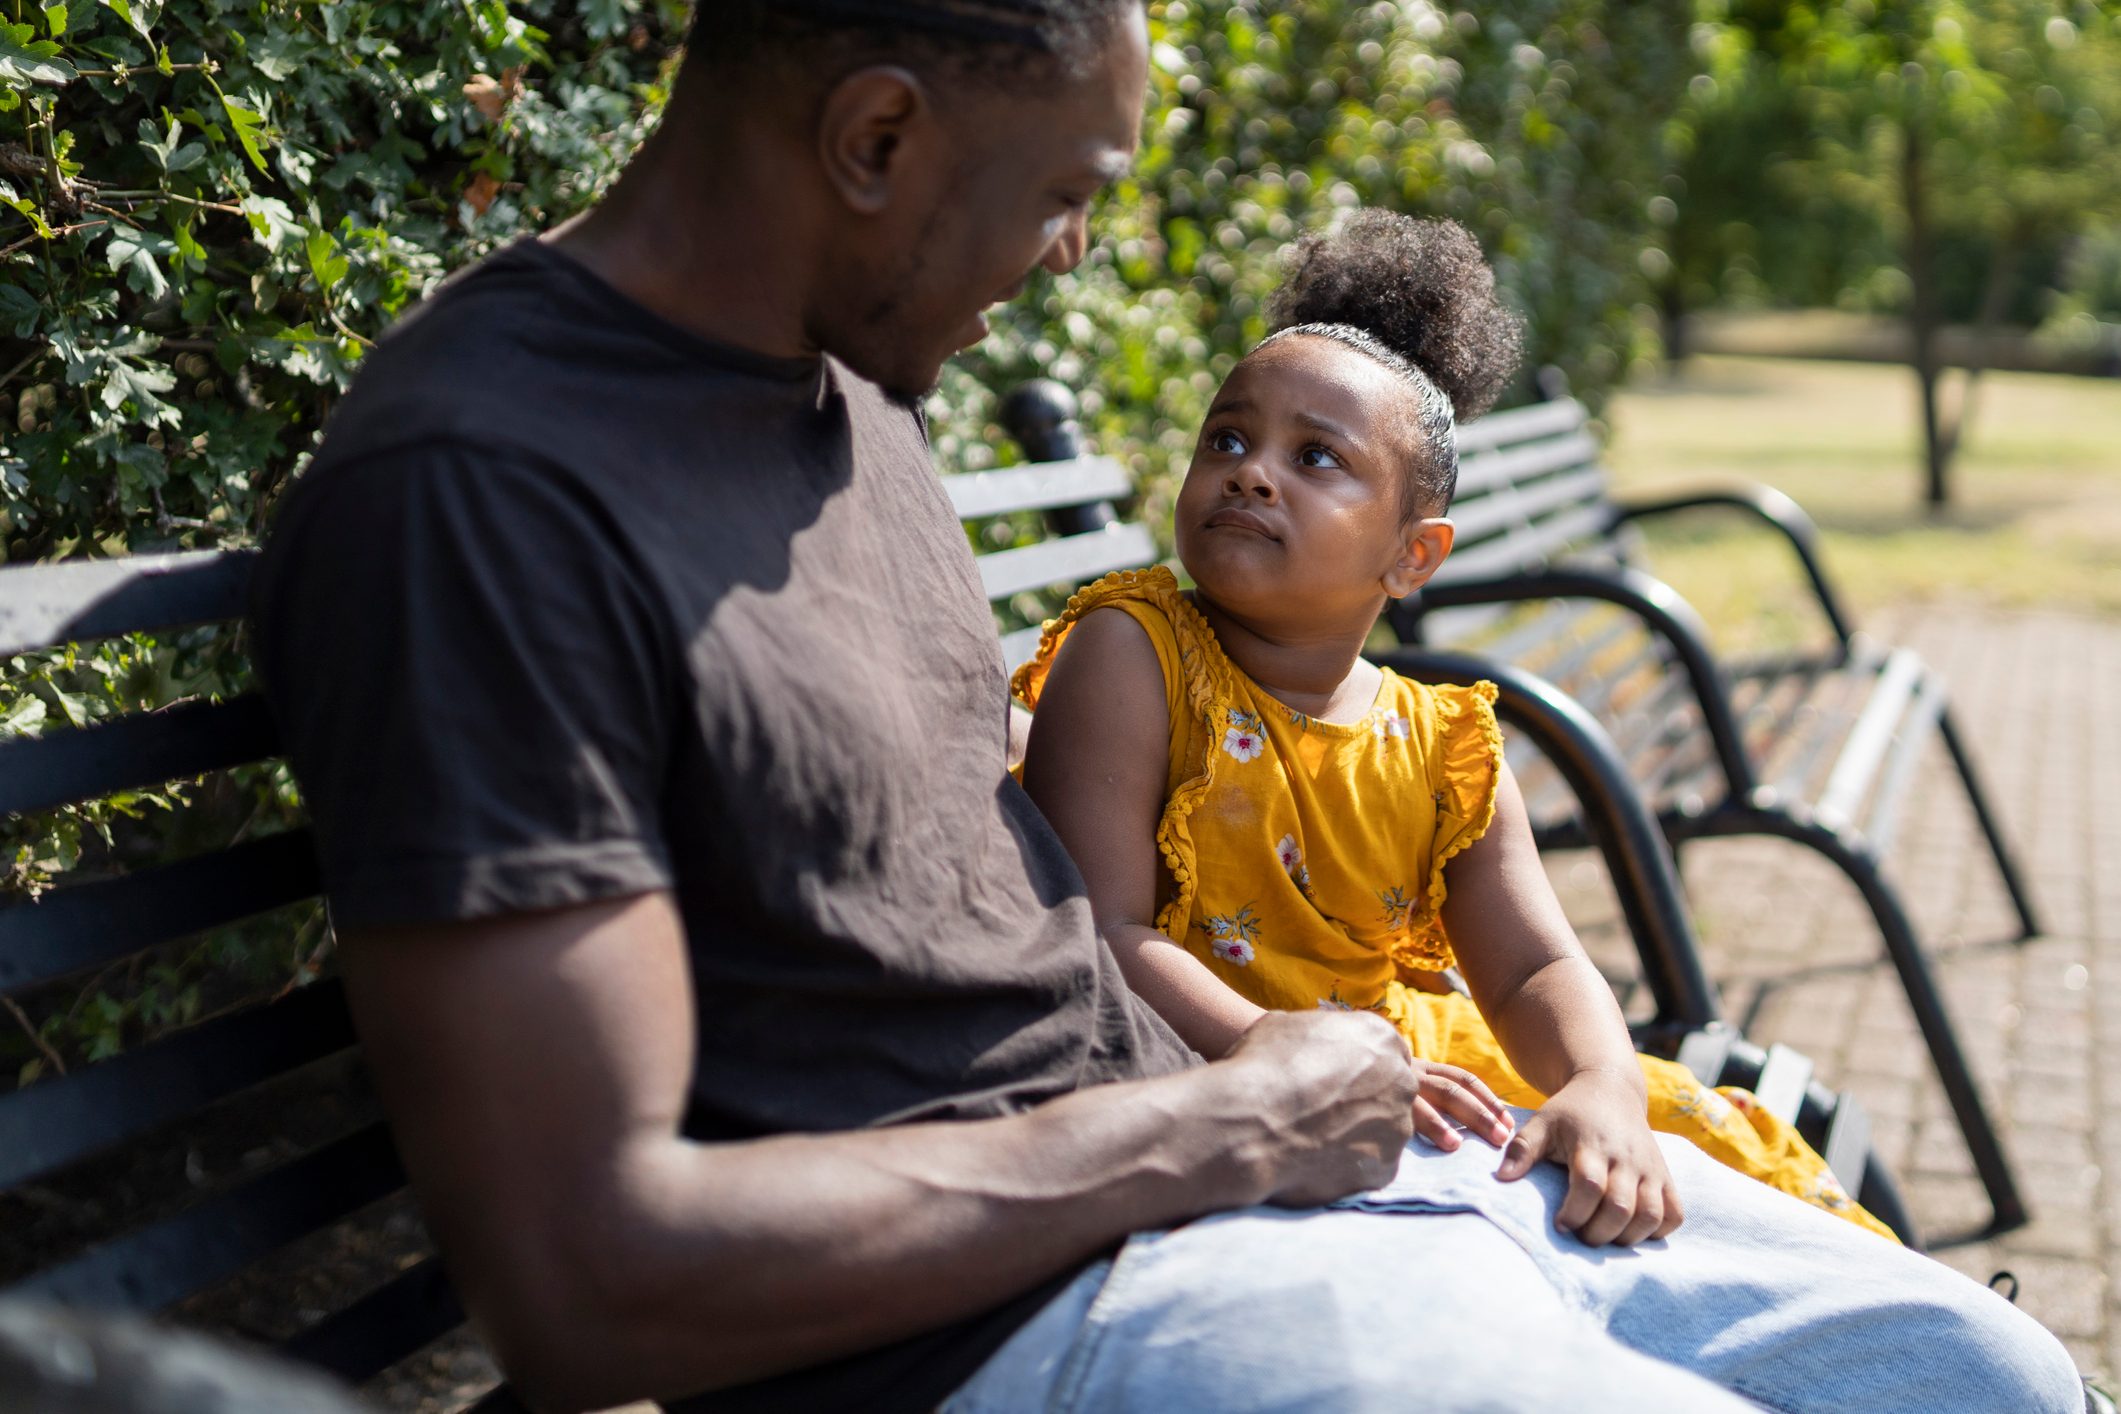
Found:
[816,66,933,216]
[1382,518,1455,600]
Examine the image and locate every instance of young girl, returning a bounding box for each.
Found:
[1015,210,1892,1246]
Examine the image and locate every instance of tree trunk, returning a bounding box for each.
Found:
[1659,276,1688,367]
[1899,118,1949,510]
[1939,227,2021,470]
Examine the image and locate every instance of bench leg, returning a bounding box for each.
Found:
[1937,706,2044,941]
[1794,822,2029,1238]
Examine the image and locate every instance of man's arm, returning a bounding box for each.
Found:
[342,891,1421,1412]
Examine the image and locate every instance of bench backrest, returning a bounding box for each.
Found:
[1430,397,1626,590]
[0,554,471,1387]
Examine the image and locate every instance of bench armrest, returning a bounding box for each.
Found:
[1606,483,1855,650]
[1371,646,1723,1034]
[1406,566,1758,799]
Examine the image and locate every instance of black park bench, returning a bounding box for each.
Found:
[1378,391,2035,1238]
[0,384,1917,1412]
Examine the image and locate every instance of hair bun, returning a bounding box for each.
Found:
[1266,211,1522,420]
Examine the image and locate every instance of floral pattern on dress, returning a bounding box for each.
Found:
[1223,709,1266,763]
[1275,833,1314,897]
[1377,885,1414,932]
[1802,1169,1854,1212]
[1674,1082,1737,1131]
[1199,904,1262,966]
[1373,708,1411,741]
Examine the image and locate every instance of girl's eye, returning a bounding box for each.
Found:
[1209,429,1247,454]
[1298,445,1343,470]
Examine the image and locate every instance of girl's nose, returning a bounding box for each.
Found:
[1223,459,1278,503]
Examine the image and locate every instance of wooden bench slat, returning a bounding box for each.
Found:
[1454,397,1587,456]
[1820,1092,1872,1194]
[974,522,1159,602]
[0,981,356,1189]
[1753,1043,1814,1123]
[941,456,1132,520]
[1453,431,1605,504]
[279,1256,466,1384]
[1450,462,1609,545]
[0,694,281,819]
[0,830,321,995]
[1858,671,1949,854]
[1429,503,1613,586]
[0,550,256,657]
[1813,648,1927,831]
[6,1122,403,1310]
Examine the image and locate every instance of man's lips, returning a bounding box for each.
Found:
[1202,506,1280,540]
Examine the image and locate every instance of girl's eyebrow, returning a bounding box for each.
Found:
[1208,398,1364,449]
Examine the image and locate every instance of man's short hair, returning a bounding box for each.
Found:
[688,0,1138,86]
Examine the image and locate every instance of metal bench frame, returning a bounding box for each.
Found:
[1384,394,2035,1237]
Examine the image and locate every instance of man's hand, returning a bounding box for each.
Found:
[1493,1069,1684,1247]
[1214,1010,1421,1207]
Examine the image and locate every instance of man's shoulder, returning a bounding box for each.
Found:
[310,241,609,467]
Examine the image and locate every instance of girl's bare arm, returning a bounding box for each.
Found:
[1019,608,1268,1059]
[1441,764,1683,1244]
[1439,764,1641,1095]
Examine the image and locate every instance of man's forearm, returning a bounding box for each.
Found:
[483,1062,1268,1409]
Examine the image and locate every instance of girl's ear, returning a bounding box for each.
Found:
[1382,518,1454,600]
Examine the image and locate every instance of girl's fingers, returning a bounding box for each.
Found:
[1654,1180,1686,1240]
[1554,1152,1608,1233]
[1576,1165,1637,1246]
[1617,1175,1666,1247]
[1418,1066,1514,1146]
[1411,1097,1462,1151]
[1493,1114,1549,1180]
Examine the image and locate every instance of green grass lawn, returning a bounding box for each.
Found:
[1600,355,2121,652]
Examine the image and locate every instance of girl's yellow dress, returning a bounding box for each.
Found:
[1016,568,1892,1240]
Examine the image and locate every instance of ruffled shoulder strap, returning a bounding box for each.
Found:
[1011,567,1241,937]
[1011,566,1233,721]
[1389,677,1504,970]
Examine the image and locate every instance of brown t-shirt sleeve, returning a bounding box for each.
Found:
[252,440,676,930]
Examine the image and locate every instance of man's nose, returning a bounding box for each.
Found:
[1042,207,1090,275]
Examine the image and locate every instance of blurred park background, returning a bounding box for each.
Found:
[2,0,2120,1400]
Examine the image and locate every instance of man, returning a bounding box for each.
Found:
[252,3,2084,1411]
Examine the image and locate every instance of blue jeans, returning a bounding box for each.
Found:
[944,1113,2081,1412]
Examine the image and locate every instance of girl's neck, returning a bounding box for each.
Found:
[1189,590,1383,724]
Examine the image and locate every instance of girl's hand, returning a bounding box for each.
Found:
[1493,1070,1684,1246]
[1410,1058,1515,1152]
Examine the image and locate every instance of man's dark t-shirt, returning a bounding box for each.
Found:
[251,240,1194,1411]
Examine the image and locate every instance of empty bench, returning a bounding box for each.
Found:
[1382,392,2035,1237]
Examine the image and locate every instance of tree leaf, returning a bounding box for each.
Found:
[0,180,54,239]
[219,94,271,174]
[104,224,175,299]
[304,227,348,292]
[0,282,39,337]
[0,22,76,85]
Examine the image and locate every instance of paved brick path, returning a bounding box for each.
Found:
[1553,602,2121,1383]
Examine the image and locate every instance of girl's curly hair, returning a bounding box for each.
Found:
[1262,211,1523,515]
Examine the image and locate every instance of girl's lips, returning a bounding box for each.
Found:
[1203,506,1280,540]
